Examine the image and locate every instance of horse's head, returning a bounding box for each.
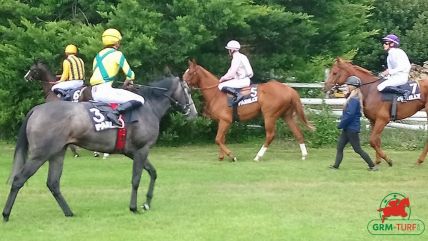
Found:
[24,60,54,83]
[324,58,354,93]
[182,59,202,88]
[170,76,198,119]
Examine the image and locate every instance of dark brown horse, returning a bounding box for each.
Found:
[183,60,314,161]
[24,60,92,157]
[325,57,428,165]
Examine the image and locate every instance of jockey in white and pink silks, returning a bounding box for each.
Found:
[218,40,254,104]
[377,34,411,99]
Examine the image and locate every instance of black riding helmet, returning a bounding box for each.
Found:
[345,76,361,87]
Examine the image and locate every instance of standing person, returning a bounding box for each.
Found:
[52,44,85,99]
[377,34,411,99]
[90,28,145,125]
[330,76,378,171]
[218,40,254,104]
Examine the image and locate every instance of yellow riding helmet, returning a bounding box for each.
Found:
[65,44,77,54]
[102,28,122,46]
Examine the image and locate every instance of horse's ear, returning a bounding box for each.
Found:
[188,58,197,68]
[336,57,342,63]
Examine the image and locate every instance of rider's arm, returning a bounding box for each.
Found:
[118,53,135,81]
[220,55,240,82]
[387,50,411,75]
[58,59,70,82]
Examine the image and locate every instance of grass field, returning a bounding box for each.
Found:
[0,141,427,241]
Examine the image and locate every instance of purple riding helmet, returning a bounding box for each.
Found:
[382,34,400,46]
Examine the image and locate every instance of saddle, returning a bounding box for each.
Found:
[226,85,258,122]
[380,80,421,121]
[54,86,87,102]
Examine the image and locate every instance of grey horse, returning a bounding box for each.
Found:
[2,76,197,221]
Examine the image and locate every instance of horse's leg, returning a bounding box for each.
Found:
[47,149,74,217]
[416,105,428,164]
[69,145,80,158]
[142,160,157,210]
[369,120,393,166]
[369,121,382,164]
[417,142,428,164]
[254,116,276,161]
[127,146,150,212]
[215,120,236,161]
[2,159,46,221]
[283,113,308,160]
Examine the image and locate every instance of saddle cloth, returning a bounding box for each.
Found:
[381,80,421,102]
[86,102,139,131]
[227,84,259,107]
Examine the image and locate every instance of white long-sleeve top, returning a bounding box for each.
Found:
[220,52,253,82]
[386,48,411,75]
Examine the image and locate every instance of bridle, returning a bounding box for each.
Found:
[326,66,381,94]
[183,67,218,91]
[130,79,193,116]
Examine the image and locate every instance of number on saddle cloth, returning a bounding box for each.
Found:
[380,81,421,102]
[87,102,140,131]
[55,87,84,102]
[227,85,259,107]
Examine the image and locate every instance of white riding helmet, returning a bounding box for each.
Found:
[225,40,240,51]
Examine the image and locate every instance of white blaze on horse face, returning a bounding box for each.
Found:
[24,70,31,81]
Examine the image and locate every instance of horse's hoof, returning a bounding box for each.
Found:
[3,213,9,222]
[65,213,74,217]
[231,157,237,162]
[74,154,79,158]
[142,203,150,211]
[218,157,224,161]
[130,207,138,213]
[386,160,393,167]
[94,152,100,157]
[302,155,307,160]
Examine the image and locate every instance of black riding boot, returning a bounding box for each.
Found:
[382,86,411,100]
[221,87,244,104]
[53,88,67,98]
[108,100,143,126]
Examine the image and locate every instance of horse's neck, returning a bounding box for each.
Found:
[198,68,222,103]
[358,74,383,116]
[41,82,54,96]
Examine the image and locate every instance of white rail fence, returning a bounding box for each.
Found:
[286,82,427,131]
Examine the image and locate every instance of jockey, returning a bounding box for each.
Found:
[377,34,411,99]
[219,40,254,104]
[52,44,85,99]
[90,28,145,125]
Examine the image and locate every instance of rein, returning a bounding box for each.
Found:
[119,81,192,115]
[360,77,382,87]
[192,83,218,91]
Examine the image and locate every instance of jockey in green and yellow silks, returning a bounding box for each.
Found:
[89,28,145,106]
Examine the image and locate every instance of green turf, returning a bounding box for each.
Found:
[0,142,427,241]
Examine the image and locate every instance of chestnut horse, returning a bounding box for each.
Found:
[325,57,428,165]
[183,60,314,161]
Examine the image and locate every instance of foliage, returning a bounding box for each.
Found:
[1,0,427,143]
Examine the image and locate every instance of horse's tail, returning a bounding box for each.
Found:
[291,92,316,131]
[7,109,34,184]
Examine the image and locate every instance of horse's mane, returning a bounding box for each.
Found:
[354,65,374,75]
[138,76,176,99]
[197,65,219,81]
[339,58,374,75]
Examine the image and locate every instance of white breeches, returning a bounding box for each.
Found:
[91,83,145,104]
[377,73,409,91]
[218,77,251,90]
[51,80,84,91]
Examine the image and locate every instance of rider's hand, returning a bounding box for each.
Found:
[123,79,134,88]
